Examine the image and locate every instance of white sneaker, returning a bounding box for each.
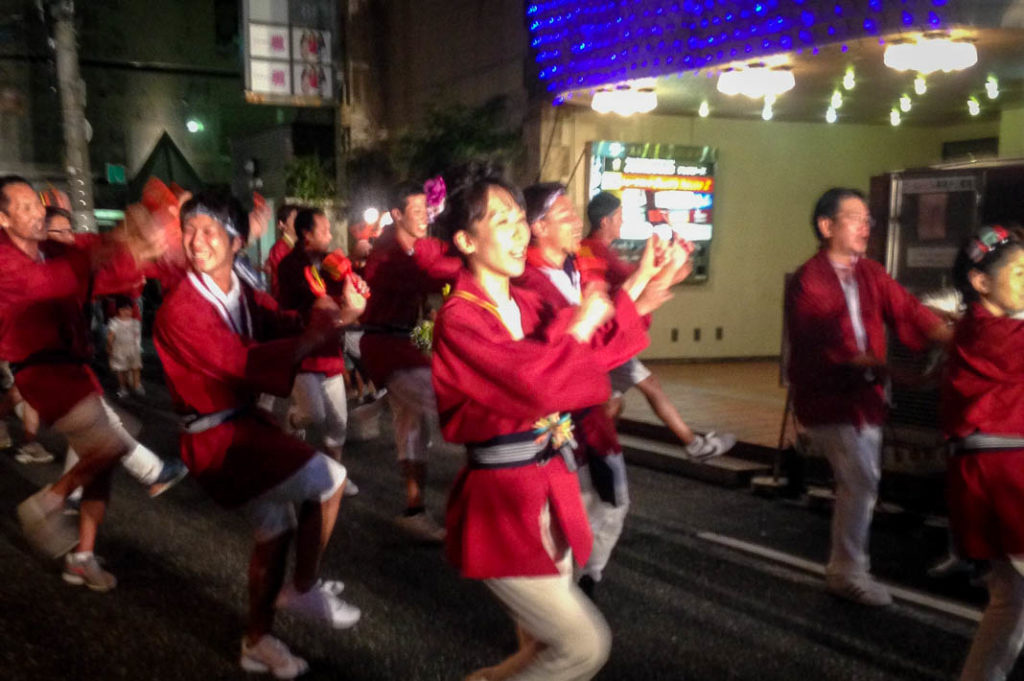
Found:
[343,478,359,497]
[275,580,361,629]
[14,441,54,464]
[240,635,309,679]
[685,431,736,461]
[63,552,117,592]
[825,574,892,606]
[395,511,446,543]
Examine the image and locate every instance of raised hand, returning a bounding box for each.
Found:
[569,284,615,343]
[122,203,168,263]
[338,278,367,324]
[247,201,271,244]
[622,234,662,302]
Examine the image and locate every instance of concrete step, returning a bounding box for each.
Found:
[619,434,772,488]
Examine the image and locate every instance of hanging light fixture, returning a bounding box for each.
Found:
[717,63,795,99]
[825,106,838,124]
[883,33,977,74]
[591,83,658,116]
[890,109,902,126]
[967,97,981,116]
[842,67,856,91]
[914,75,927,95]
[986,76,1000,99]
[698,100,710,118]
[761,95,775,121]
[830,90,843,109]
[899,94,912,113]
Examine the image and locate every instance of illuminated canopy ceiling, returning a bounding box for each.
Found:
[527,0,1024,124]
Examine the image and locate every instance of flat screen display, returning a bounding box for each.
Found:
[586,141,717,283]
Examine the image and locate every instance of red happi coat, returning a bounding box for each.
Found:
[578,237,635,291]
[276,247,346,377]
[0,231,141,423]
[154,275,317,507]
[359,229,460,385]
[786,249,942,427]
[266,236,294,300]
[433,270,648,579]
[516,258,624,460]
[942,303,1024,439]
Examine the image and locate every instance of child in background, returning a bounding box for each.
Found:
[107,296,143,398]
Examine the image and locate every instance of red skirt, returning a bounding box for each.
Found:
[15,363,102,425]
[445,456,593,579]
[947,449,1024,559]
[180,411,315,508]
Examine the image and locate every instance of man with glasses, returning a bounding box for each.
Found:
[787,187,951,606]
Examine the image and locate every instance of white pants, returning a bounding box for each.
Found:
[243,453,347,543]
[961,560,1024,681]
[387,367,436,462]
[577,457,630,583]
[806,423,882,578]
[485,549,611,681]
[291,373,348,449]
[63,400,166,494]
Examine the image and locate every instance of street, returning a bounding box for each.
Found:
[0,364,1005,681]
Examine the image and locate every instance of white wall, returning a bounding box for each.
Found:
[543,109,998,359]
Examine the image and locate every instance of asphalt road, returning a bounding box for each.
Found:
[0,361,1013,681]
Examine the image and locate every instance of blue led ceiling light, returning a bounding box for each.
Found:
[527,0,951,98]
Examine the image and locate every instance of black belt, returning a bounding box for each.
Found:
[466,421,577,472]
[9,351,86,375]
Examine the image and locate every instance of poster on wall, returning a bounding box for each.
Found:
[242,0,338,106]
[586,141,717,283]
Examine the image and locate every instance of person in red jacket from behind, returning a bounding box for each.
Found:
[580,191,736,460]
[787,186,950,606]
[266,203,298,300]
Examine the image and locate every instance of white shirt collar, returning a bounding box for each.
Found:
[187,270,251,337]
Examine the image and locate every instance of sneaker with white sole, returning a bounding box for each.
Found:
[825,574,892,606]
[685,431,736,461]
[17,486,78,558]
[14,441,54,464]
[927,554,975,579]
[343,478,359,497]
[148,458,189,498]
[240,635,309,679]
[63,552,117,592]
[394,511,446,543]
[275,580,361,629]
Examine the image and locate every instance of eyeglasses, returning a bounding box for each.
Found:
[834,212,875,227]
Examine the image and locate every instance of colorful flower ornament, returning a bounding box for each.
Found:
[532,412,576,451]
[425,175,447,224]
[968,225,1010,264]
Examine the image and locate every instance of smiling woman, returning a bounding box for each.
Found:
[428,160,695,681]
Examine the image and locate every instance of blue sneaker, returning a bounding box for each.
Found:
[148,458,188,498]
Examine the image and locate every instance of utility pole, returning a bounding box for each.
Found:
[335,0,350,252]
[50,0,96,232]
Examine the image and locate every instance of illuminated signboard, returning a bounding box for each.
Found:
[586,141,717,283]
[242,0,338,106]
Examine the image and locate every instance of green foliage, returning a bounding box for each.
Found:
[286,155,336,200]
[393,96,522,179]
